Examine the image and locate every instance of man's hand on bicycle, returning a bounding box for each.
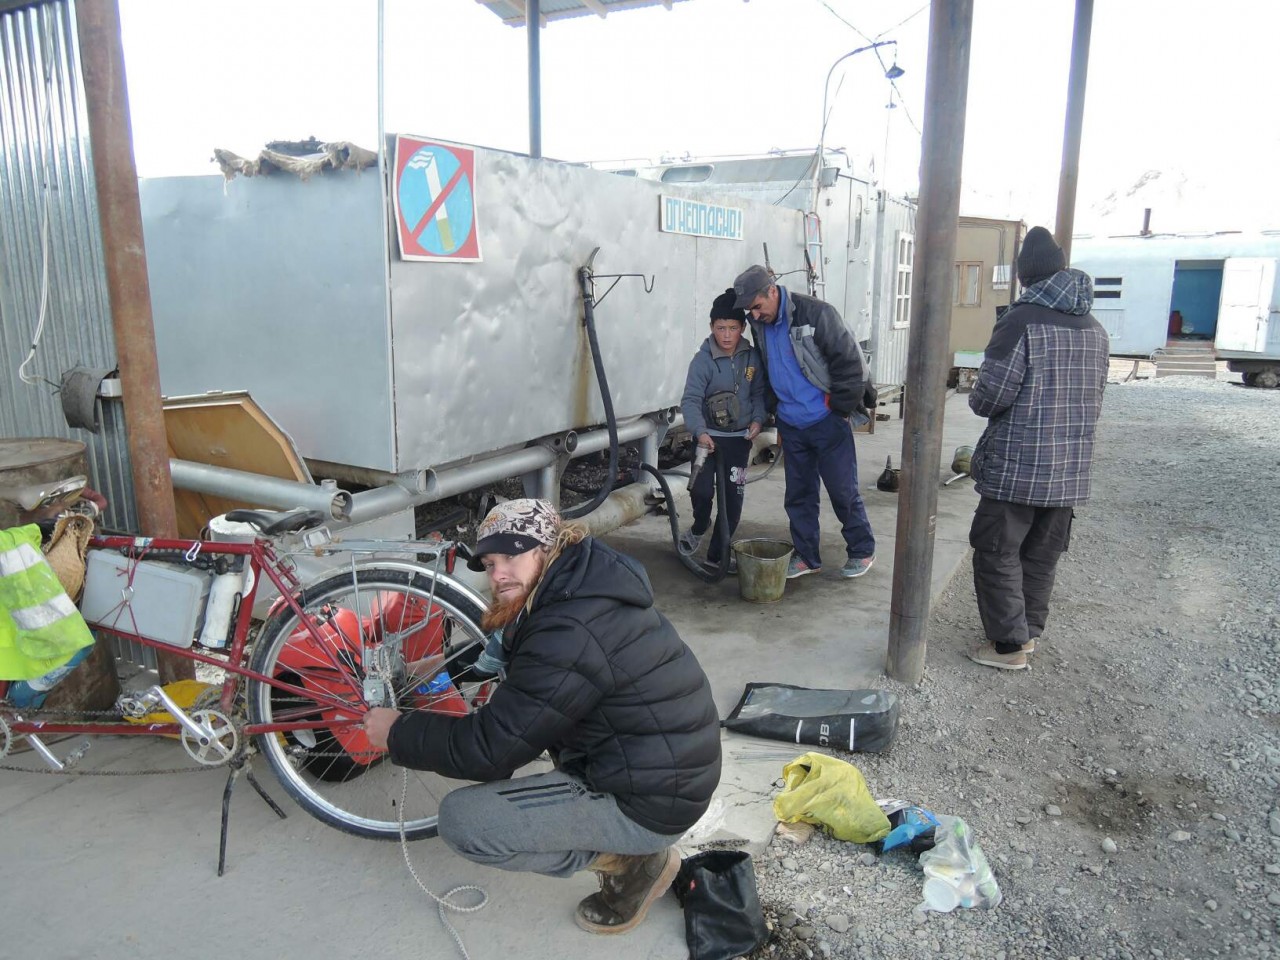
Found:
[362,707,400,751]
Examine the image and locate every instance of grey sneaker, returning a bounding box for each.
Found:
[677,528,702,556]
[1024,637,1038,655]
[841,555,875,578]
[967,643,1028,671]
[786,556,820,579]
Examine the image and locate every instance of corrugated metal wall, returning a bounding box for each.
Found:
[0,0,137,531]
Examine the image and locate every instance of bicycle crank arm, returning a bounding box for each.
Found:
[146,685,230,757]
[11,711,90,771]
[25,732,65,771]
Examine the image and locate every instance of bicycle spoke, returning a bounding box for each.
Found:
[247,567,494,840]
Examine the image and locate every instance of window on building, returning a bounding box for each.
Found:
[893,232,914,328]
[992,264,1011,290]
[660,164,713,184]
[1093,276,1122,299]
[954,262,982,306]
[853,195,863,249]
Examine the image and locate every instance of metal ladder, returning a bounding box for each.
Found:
[804,211,825,300]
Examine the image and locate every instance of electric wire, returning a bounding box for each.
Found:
[17,23,58,388]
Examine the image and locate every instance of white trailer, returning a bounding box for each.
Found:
[1070,232,1280,385]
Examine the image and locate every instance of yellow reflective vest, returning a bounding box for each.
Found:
[0,524,94,681]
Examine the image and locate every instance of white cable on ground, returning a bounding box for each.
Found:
[398,770,488,960]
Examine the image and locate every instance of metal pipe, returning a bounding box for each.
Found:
[538,463,559,507]
[181,414,675,531]
[573,416,660,456]
[343,482,418,525]
[578,482,651,538]
[887,0,974,686]
[76,0,177,541]
[528,0,541,159]
[1054,0,1093,261]
[424,446,556,502]
[169,459,352,519]
[639,433,658,474]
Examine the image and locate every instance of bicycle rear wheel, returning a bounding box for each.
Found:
[247,566,493,840]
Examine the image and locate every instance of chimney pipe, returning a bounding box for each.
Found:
[1141,207,1152,236]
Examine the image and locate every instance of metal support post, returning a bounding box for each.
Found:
[76,0,190,681]
[1054,0,1093,261]
[528,0,542,158]
[886,0,974,686]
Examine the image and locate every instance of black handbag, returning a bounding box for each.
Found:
[672,851,768,960]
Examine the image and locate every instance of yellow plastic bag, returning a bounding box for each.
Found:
[772,752,892,843]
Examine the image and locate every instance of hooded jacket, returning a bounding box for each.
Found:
[746,288,872,419]
[969,268,1109,507]
[680,335,765,438]
[387,537,722,835]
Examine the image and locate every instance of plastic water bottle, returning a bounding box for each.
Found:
[415,670,453,697]
[199,564,245,648]
[7,646,93,709]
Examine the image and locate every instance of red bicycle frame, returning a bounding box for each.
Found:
[5,534,380,741]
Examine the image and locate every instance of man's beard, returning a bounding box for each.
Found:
[482,587,531,632]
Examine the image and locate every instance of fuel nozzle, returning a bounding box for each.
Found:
[687,445,710,492]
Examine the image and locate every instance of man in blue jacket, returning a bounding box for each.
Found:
[362,499,721,934]
[733,264,877,579]
[966,227,1109,670]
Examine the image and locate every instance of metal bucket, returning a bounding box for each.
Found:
[732,538,794,604]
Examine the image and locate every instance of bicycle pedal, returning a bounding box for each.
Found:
[63,740,92,769]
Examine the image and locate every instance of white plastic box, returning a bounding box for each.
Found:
[80,551,211,648]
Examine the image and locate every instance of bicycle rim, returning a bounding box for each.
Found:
[248,566,492,840]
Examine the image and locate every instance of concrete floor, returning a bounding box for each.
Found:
[0,394,986,960]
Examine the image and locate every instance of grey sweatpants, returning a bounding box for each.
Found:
[437,771,678,878]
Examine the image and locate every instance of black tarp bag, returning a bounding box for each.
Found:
[721,683,899,753]
[672,851,768,960]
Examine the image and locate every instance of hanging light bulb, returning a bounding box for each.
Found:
[885,62,905,80]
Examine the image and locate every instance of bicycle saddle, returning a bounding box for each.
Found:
[0,475,87,511]
[223,508,327,536]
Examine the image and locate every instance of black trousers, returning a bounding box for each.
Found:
[689,436,751,563]
[969,497,1074,653]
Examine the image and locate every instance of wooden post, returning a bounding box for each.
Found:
[76,0,192,682]
[1054,0,1094,261]
[886,0,974,685]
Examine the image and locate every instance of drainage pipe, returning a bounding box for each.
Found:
[577,482,652,538]
[169,460,352,519]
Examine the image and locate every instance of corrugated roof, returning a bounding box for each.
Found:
[473,0,689,28]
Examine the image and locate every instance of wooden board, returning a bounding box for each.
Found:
[163,392,312,538]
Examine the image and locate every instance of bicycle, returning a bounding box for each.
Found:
[0,500,497,872]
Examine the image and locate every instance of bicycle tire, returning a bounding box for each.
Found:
[247,566,491,840]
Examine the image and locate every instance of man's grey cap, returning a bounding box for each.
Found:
[732,264,774,309]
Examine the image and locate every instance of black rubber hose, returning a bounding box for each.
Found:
[639,446,731,584]
[562,264,620,520]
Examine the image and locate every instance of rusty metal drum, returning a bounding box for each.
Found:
[0,438,89,529]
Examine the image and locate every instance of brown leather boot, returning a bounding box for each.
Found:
[575,847,681,935]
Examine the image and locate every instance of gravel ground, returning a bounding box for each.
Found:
[746,373,1280,960]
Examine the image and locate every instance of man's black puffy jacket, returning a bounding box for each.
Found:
[386,537,722,835]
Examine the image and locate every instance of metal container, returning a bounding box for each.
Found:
[732,538,794,604]
[0,438,87,529]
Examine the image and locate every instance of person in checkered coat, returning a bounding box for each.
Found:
[965,226,1109,671]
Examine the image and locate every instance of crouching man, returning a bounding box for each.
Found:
[363,498,722,934]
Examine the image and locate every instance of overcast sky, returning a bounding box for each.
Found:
[117,0,1279,234]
